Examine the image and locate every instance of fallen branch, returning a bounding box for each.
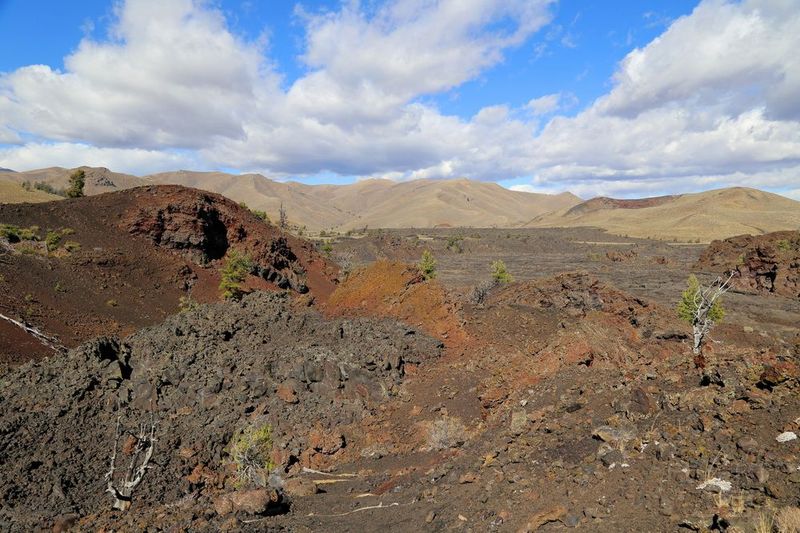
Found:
[0,312,66,354]
[301,467,357,478]
[308,501,405,517]
[312,478,353,485]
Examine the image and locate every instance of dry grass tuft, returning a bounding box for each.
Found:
[776,506,800,533]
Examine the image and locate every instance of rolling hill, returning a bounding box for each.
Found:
[528,187,800,242]
[0,179,63,204]
[146,171,582,230]
[4,166,799,240]
[0,166,145,196]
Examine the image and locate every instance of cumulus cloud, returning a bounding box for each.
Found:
[0,0,799,199]
[526,94,561,116]
[0,142,198,175]
[0,0,270,150]
[1,0,553,180]
[517,0,800,197]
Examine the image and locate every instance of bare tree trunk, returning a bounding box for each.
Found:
[105,414,157,511]
[692,326,704,356]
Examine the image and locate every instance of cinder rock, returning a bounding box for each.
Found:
[276,383,299,404]
[308,430,345,455]
[510,410,528,435]
[736,436,759,455]
[592,426,636,444]
[52,514,79,533]
[599,450,624,468]
[283,477,318,497]
[215,489,281,516]
[458,472,478,484]
[517,506,567,532]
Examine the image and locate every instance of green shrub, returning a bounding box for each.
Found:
[63,241,81,252]
[61,228,75,236]
[106,299,118,307]
[251,209,269,222]
[419,250,437,280]
[491,260,513,283]
[0,224,20,242]
[33,182,64,196]
[66,169,85,198]
[0,224,39,242]
[45,231,62,251]
[777,239,791,252]
[677,274,724,324]
[219,250,253,300]
[229,423,275,487]
[18,244,39,255]
[54,281,66,293]
[446,235,464,253]
[178,295,198,313]
[321,242,333,257]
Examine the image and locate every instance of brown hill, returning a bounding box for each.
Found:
[0,166,146,195]
[0,185,337,366]
[147,170,350,229]
[147,171,582,230]
[331,178,581,230]
[0,179,63,203]
[529,187,800,242]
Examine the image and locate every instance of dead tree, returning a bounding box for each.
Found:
[105,414,157,511]
[678,272,736,357]
[279,203,287,229]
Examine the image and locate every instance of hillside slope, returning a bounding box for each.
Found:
[529,187,800,241]
[330,178,581,230]
[148,171,581,230]
[0,179,63,203]
[147,171,352,229]
[0,185,337,365]
[0,166,145,195]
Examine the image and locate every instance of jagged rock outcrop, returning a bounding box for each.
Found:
[0,292,441,531]
[696,231,800,297]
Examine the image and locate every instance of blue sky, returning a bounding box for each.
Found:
[0,0,798,199]
[0,0,695,117]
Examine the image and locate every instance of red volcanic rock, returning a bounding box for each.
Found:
[696,231,800,297]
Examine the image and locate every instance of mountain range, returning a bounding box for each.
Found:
[1,166,798,241]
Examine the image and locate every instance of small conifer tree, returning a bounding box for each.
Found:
[66,169,85,198]
[419,250,437,280]
[219,250,253,300]
[677,273,732,356]
[491,260,513,283]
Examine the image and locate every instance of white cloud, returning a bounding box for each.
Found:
[527,94,561,116]
[515,0,800,197]
[0,142,198,175]
[0,0,271,149]
[0,0,799,201]
[600,0,800,120]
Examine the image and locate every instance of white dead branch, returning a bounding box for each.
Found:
[105,414,157,511]
[688,272,736,355]
[0,312,66,354]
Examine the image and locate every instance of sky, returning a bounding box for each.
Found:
[0,0,798,199]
